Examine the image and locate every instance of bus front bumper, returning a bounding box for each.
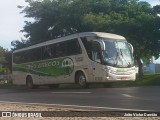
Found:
[105,72,136,81]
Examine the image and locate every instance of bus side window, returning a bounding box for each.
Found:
[15,51,28,64]
[55,42,67,57]
[50,44,56,58]
[92,42,102,63]
[42,46,53,59]
[67,39,81,56]
[33,48,42,61]
[81,37,92,60]
[13,52,22,64]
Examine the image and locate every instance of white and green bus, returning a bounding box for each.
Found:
[12,32,136,88]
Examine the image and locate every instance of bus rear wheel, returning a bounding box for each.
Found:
[76,72,88,88]
[26,76,38,89]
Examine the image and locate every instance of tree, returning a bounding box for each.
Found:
[11,39,31,50]
[4,50,12,72]
[0,47,11,74]
[0,47,6,65]
[16,0,160,78]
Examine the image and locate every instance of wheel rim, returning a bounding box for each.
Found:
[79,75,86,86]
[27,79,32,88]
[27,78,33,88]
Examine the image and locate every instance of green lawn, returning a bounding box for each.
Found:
[112,74,160,87]
[135,74,160,86]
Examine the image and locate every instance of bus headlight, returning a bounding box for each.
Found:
[109,70,116,74]
[104,67,116,74]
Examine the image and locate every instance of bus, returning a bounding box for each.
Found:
[12,32,136,88]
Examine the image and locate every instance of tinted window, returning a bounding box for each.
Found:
[81,37,102,63]
[55,41,67,57]
[13,52,26,64]
[67,39,81,56]
[13,47,41,64]
[49,39,81,58]
[42,45,54,60]
[92,42,102,63]
[81,37,92,59]
[29,48,41,62]
[13,39,82,63]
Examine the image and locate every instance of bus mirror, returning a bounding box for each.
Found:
[101,43,105,51]
[128,43,134,53]
[93,40,105,50]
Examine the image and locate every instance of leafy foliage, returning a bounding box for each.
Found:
[0,47,11,74]
[12,0,160,77]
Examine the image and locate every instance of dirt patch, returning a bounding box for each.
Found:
[0,103,158,120]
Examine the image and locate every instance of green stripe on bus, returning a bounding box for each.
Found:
[13,57,74,76]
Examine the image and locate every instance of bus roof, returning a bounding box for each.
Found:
[78,32,125,39]
[13,32,125,53]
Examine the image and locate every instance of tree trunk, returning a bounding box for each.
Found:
[136,56,144,78]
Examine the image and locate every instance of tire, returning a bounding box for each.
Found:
[26,76,39,89]
[76,72,88,88]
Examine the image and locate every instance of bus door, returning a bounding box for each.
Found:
[91,41,104,82]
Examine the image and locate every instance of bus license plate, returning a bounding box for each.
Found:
[121,77,127,80]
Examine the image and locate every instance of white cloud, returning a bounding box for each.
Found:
[140,0,160,6]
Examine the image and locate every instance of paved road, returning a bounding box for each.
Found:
[0,86,160,111]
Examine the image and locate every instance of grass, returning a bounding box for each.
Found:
[0,74,160,89]
[135,74,160,86]
[112,74,160,88]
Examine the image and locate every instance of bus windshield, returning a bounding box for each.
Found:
[103,39,134,68]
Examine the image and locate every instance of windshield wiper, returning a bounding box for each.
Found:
[113,48,119,67]
[113,41,120,67]
[119,49,131,67]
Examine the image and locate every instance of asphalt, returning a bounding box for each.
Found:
[0,86,160,111]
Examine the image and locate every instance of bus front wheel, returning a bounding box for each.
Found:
[76,72,88,88]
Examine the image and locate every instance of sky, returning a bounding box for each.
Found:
[0,0,160,63]
[0,0,28,49]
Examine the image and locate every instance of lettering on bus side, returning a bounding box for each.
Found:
[14,58,74,76]
[26,61,59,69]
[26,58,74,76]
[75,56,83,62]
